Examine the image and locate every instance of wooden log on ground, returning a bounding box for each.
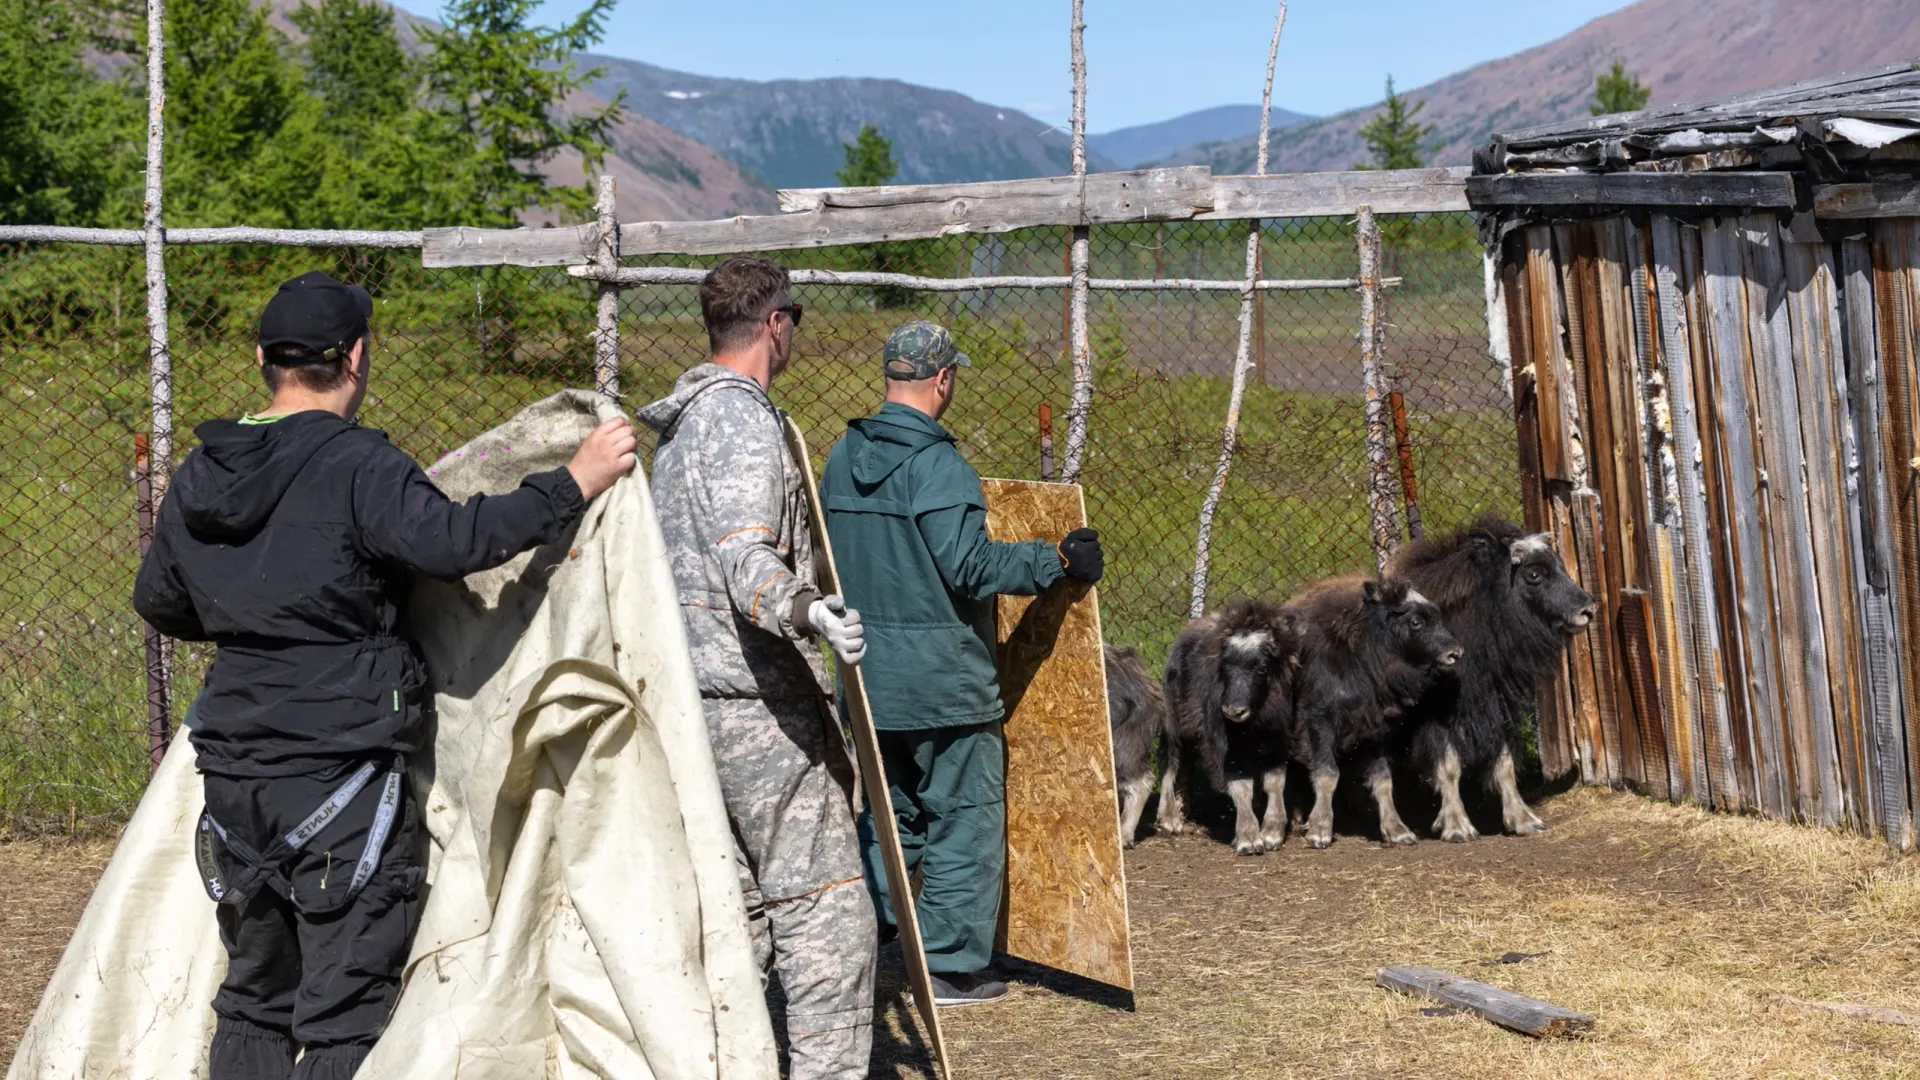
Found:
[1377,966,1595,1038]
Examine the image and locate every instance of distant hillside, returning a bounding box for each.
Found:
[262,0,773,220]
[579,55,1117,189]
[1152,0,1920,174]
[1090,104,1312,169]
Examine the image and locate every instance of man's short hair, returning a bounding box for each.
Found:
[700,257,791,355]
[260,338,358,393]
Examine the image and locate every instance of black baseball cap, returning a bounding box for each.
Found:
[258,271,372,360]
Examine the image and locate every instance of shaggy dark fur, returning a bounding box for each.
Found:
[1155,600,1303,853]
[1105,644,1163,848]
[1286,576,1462,849]
[1386,514,1595,842]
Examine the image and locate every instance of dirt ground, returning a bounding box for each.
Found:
[8,789,1920,1079]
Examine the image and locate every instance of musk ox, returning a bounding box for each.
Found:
[1387,515,1595,842]
[1286,577,1462,849]
[1155,600,1303,854]
[1105,644,1163,847]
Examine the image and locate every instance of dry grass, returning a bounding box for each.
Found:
[9,794,1920,1078]
[0,838,114,1058]
[876,788,1920,1079]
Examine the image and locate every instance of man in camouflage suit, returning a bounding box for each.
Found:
[638,256,876,1080]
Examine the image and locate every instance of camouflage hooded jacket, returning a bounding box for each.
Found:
[637,364,830,699]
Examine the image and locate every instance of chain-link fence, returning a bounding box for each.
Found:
[0,214,1513,833]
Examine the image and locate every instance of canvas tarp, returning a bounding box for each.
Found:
[7,390,778,1080]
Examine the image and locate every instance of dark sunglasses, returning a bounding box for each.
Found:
[770,302,803,328]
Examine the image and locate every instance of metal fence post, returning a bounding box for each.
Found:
[1188,2,1287,618]
[1060,0,1094,483]
[1357,206,1402,574]
[593,174,620,400]
[143,0,174,767]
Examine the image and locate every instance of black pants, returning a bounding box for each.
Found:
[201,765,423,1080]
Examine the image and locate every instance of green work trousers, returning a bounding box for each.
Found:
[858,721,1006,976]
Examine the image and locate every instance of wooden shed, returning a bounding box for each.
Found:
[1474,63,1920,848]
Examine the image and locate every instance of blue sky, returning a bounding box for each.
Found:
[389,0,1634,132]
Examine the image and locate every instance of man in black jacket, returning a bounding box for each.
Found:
[133,271,637,1080]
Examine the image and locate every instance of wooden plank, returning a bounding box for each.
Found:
[980,479,1133,993]
[1841,237,1914,845]
[1598,217,1669,795]
[1871,219,1920,848]
[1815,181,1920,220]
[778,167,1212,216]
[1198,167,1470,219]
[1525,227,1574,483]
[424,168,1214,267]
[1783,235,1872,829]
[1739,215,1841,825]
[1500,236,1576,776]
[1467,172,1796,209]
[1621,216,1681,800]
[1650,215,1730,807]
[1377,966,1595,1038]
[780,418,952,1080]
[1553,493,1604,781]
[1701,217,1783,814]
[1558,223,1630,784]
[1617,589,1671,799]
[1673,219,1749,811]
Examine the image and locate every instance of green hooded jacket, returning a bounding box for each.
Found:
[822,402,1064,730]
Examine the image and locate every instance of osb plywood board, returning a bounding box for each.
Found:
[980,478,1134,993]
[783,416,951,1080]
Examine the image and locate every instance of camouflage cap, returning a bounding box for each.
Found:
[882,320,971,380]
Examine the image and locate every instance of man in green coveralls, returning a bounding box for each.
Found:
[821,320,1105,1006]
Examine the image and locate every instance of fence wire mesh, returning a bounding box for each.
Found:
[0,213,1515,832]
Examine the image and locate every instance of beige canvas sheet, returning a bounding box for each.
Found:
[7,391,778,1080]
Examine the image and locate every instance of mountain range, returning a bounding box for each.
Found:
[1148,0,1920,174]
[1087,104,1313,169]
[258,0,1920,219]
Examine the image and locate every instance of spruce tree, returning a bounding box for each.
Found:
[1355,76,1436,171]
[836,124,898,187]
[1591,59,1652,115]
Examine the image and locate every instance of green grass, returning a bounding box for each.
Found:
[0,219,1515,832]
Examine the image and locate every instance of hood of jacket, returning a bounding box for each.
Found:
[636,363,767,436]
[172,410,360,541]
[843,402,956,489]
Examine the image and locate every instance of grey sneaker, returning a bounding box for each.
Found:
[928,971,1008,1007]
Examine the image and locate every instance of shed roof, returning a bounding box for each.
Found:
[1480,61,1920,173]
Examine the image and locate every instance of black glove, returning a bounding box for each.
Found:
[1058,527,1104,584]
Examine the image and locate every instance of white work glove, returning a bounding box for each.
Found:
[807,595,867,667]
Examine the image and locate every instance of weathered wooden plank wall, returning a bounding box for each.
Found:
[1503,210,1920,847]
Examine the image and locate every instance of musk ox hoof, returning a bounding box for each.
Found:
[1512,818,1548,836]
[1156,820,1187,838]
[1234,839,1262,856]
[1306,832,1333,850]
[1440,829,1475,843]
[1258,830,1286,852]
[1382,827,1418,846]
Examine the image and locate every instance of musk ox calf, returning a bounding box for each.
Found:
[1155,600,1303,854]
[1105,644,1163,847]
[1286,577,1462,848]
[1387,516,1595,842]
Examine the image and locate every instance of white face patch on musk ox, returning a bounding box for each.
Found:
[1508,533,1555,565]
[1226,630,1271,656]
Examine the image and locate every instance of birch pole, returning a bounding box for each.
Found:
[1059,0,1094,482]
[1358,206,1402,573]
[592,174,620,399]
[143,0,174,762]
[1187,2,1287,618]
